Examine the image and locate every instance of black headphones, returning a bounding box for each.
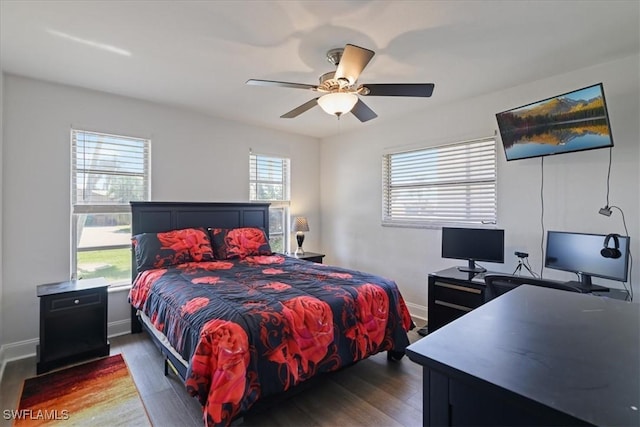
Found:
[601,233,622,259]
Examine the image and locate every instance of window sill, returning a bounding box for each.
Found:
[108,284,132,293]
[382,221,497,229]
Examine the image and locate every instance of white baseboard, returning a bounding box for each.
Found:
[0,319,132,383]
[405,301,427,322]
[1,337,38,363]
[0,336,38,383]
[108,319,131,338]
[0,345,5,385]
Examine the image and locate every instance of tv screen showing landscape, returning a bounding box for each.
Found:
[496,83,614,161]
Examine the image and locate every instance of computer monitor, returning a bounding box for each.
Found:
[545,231,629,291]
[441,227,505,273]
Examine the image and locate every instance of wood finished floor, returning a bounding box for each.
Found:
[1,325,425,427]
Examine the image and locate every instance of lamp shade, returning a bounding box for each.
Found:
[292,216,309,233]
[317,93,358,117]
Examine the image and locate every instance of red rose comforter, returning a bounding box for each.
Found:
[129,254,414,426]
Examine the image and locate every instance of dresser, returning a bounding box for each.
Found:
[427,267,491,333]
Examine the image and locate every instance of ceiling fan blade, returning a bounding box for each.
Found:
[363,83,435,97]
[351,99,378,122]
[280,98,319,118]
[246,79,317,91]
[335,44,375,84]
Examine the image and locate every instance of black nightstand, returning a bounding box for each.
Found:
[37,277,110,374]
[292,252,325,264]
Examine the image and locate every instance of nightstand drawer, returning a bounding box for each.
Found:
[430,304,468,330]
[49,291,102,311]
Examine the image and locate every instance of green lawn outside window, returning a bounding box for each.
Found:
[77,247,131,284]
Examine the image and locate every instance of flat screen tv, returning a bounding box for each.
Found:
[496,83,614,161]
[545,231,629,291]
[441,227,505,273]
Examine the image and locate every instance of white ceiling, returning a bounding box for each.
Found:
[1,1,638,139]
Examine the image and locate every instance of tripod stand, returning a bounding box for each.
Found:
[513,255,537,277]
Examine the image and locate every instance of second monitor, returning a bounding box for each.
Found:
[545,230,629,292]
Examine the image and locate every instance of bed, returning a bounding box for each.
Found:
[128,201,414,427]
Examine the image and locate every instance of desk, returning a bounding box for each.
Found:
[407,285,639,426]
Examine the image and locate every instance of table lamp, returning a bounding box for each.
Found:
[292,216,309,255]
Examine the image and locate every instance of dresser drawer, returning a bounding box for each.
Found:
[432,281,484,310]
[429,304,469,331]
[49,291,102,311]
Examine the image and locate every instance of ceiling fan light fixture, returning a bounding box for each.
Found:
[317,92,358,117]
[246,43,434,122]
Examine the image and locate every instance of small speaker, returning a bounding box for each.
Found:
[601,233,621,259]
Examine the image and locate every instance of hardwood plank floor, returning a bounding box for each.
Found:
[1,325,425,427]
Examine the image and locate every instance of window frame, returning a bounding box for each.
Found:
[382,136,497,228]
[71,129,151,286]
[249,153,291,253]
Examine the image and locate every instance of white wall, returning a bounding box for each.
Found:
[1,74,320,361]
[0,71,5,376]
[321,54,640,318]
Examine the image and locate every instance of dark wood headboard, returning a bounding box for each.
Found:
[129,201,270,332]
[130,201,270,235]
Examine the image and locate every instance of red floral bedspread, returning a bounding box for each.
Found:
[129,255,414,426]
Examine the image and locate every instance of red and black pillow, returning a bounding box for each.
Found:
[209,227,272,260]
[132,227,215,271]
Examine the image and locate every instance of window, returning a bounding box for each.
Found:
[382,137,496,227]
[72,130,150,286]
[249,153,290,253]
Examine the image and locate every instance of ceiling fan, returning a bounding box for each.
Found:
[246,44,435,122]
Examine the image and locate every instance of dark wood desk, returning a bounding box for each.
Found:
[407,285,639,426]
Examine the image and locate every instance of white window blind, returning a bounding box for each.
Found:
[72,130,150,213]
[249,153,291,253]
[71,129,150,285]
[249,154,290,201]
[382,137,497,227]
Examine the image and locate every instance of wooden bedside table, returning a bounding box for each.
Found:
[36,277,110,374]
[292,252,325,264]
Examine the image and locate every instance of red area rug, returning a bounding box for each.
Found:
[14,354,151,426]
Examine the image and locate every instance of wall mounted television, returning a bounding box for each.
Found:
[441,227,505,273]
[496,83,614,161]
[545,230,629,292]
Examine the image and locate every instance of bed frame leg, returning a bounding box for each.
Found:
[164,358,169,376]
[131,305,142,333]
[387,350,405,361]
